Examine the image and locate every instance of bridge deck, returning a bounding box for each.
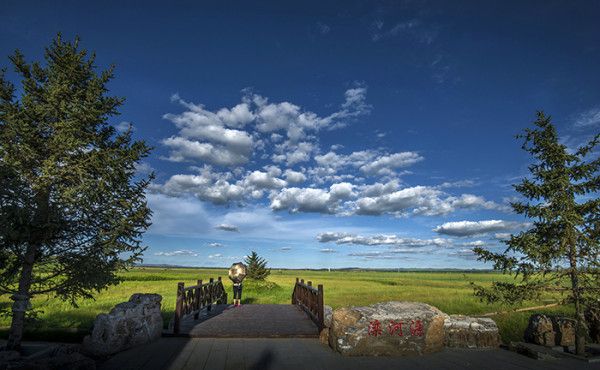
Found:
[170,304,319,338]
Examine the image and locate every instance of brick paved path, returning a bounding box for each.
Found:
[174,304,319,338]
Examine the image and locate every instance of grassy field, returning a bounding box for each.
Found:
[0,267,572,343]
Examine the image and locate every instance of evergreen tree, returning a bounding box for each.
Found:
[0,35,152,351]
[244,251,271,280]
[472,111,600,355]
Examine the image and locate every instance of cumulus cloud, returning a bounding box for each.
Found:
[320,248,337,253]
[162,88,368,167]
[154,250,199,257]
[162,136,252,166]
[208,242,224,247]
[270,187,339,214]
[433,220,527,237]
[215,223,239,232]
[155,167,244,205]
[317,232,452,248]
[284,169,307,184]
[359,152,423,176]
[314,150,421,178]
[354,186,505,216]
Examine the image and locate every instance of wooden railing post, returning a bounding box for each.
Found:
[317,284,324,331]
[194,279,202,319]
[174,282,184,334]
[208,277,214,312]
[217,276,224,304]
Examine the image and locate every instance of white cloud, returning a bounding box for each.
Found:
[359,152,423,176]
[354,186,505,216]
[208,242,224,248]
[433,220,527,237]
[284,169,307,184]
[270,187,338,214]
[156,169,244,205]
[163,87,369,167]
[243,170,287,190]
[462,240,485,247]
[313,150,422,178]
[215,223,239,232]
[154,250,199,257]
[494,233,512,240]
[317,232,452,248]
[162,136,251,166]
[208,253,223,259]
[574,106,600,127]
[320,248,337,253]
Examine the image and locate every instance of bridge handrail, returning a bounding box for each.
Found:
[291,277,324,331]
[172,276,227,334]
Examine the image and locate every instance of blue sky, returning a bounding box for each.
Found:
[2,1,599,269]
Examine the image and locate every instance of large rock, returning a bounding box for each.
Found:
[524,314,575,347]
[319,305,334,346]
[324,305,333,328]
[328,301,448,356]
[444,315,500,348]
[82,293,163,357]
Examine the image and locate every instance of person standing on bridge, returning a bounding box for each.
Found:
[228,262,247,307]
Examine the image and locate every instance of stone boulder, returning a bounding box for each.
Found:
[319,305,334,346]
[524,314,575,347]
[82,293,163,357]
[328,301,448,356]
[324,305,333,328]
[444,315,500,348]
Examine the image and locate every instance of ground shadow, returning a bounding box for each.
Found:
[242,297,257,304]
[248,349,274,370]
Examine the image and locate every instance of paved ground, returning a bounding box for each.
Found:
[174,304,319,338]
[99,338,600,370]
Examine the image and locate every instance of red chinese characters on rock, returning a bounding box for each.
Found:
[387,320,404,336]
[410,320,424,337]
[367,319,424,337]
[368,320,383,336]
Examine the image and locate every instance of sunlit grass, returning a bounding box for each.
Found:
[0,267,572,343]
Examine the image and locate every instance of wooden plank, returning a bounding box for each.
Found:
[181,339,214,370]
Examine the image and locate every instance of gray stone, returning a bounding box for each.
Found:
[82,293,163,356]
[524,314,575,347]
[444,315,500,348]
[328,301,448,356]
[324,305,333,328]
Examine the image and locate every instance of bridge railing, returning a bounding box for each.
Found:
[291,277,324,331]
[172,276,227,334]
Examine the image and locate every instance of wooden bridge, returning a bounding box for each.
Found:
[168,277,324,338]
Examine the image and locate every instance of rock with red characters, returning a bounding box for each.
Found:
[328,301,448,356]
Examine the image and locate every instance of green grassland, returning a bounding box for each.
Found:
[0,267,573,343]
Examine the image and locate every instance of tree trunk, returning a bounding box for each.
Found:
[5,244,37,351]
[6,190,48,351]
[569,249,586,356]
